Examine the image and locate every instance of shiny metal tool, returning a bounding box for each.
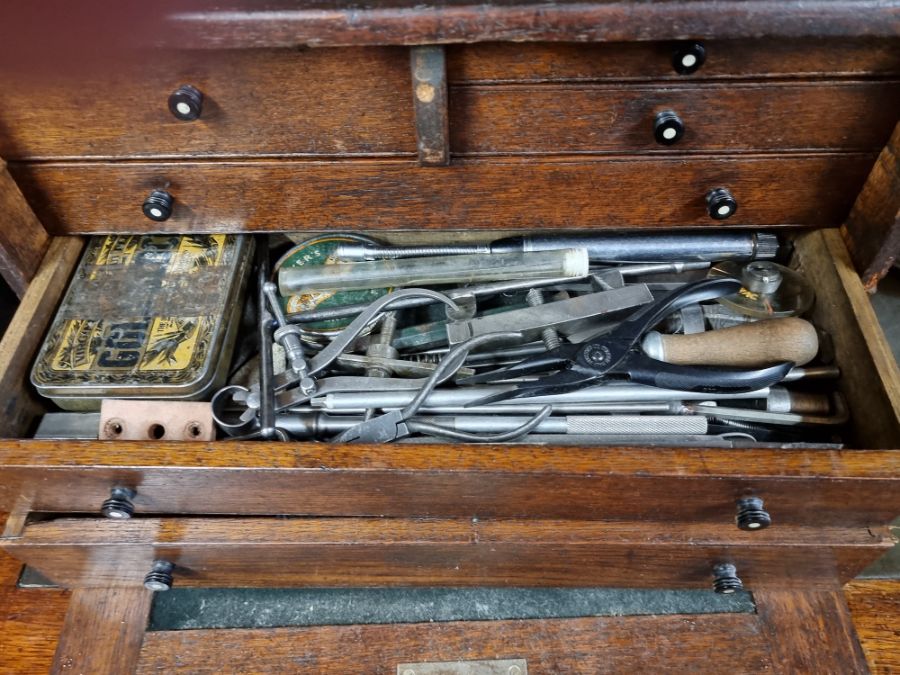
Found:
[333,332,552,444]
[333,232,780,263]
[461,277,793,404]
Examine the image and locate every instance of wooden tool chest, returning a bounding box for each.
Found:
[0,1,899,672]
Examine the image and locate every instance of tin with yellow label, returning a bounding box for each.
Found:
[31,234,252,410]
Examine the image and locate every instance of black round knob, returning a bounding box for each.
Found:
[736,497,772,531]
[144,560,175,592]
[101,487,136,520]
[142,189,174,222]
[654,110,684,145]
[712,563,744,594]
[168,84,203,121]
[673,42,706,75]
[706,187,737,220]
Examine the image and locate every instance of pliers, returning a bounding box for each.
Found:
[461,277,794,405]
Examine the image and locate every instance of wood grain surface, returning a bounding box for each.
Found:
[0,442,899,524]
[0,48,414,161]
[842,122,900,290]
[2,517,890,590]
[0,237,83,439]
[4,61,896,160]
[0,584,70,675]
[9,154,877,234]
[845,579,900,674]
[755,588,870,674]
[0,441,900,527]
[446,39,900,83]
[450,81,900,155]
[0,513,71,675]
[0,162,49,297]
[148,1,900,48]
[50,587,152,675]
[137,613,773,673]
[796,229,900,449]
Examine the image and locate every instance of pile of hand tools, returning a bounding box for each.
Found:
[202,231,844,448]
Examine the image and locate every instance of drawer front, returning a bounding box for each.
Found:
[10,154,875,233]
[450,81,900,154]
[1,444,899,528]
[1,517,891,590]
[447,39,900,83]
[3,40,897,163]
[0,48,414,160]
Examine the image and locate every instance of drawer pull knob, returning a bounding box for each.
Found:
[736,497,771,530]
[706,187,737,220]
[673,42,706,75]
[100,487,136,519]
[144,560,175,592]
[654,110,684,145]
[168,84,203,121]
[142,189,174,221]
[712,563,744,594]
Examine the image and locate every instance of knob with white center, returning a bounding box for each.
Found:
[168,84,203,121]
[673,42,706,75]
[706,187,737,220]
[653,109,684,145]
[142,189,174,222]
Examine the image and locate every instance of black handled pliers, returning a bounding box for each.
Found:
[460,277,794,405]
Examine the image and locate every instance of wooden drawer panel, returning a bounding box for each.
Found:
[1,517,892,590]
[0,48,414,161]
[3,41,896,163]
[9,155,876,233]
[133,587,869,675]
[1,443,899,527]
[447,39,900,83]
[139,615,774,674]
[450,81,900,155]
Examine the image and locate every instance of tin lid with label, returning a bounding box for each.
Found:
[31,234,252,405]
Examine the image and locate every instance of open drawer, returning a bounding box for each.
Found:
[0,227,897,535]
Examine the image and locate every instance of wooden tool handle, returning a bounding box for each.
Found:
[643,318,819,367]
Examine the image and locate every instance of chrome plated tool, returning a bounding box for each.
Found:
[460,277,793,405]
[333,332,552,444]
[271,412,707,440]
[445,285,654,346]
[333,232,779,263]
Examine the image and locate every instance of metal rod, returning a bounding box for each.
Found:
[256,237,277,439]
[274,412,707,438]
[333,232,779,263]
[315,383,771,411]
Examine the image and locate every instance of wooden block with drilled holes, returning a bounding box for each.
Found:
[99,400,215,441]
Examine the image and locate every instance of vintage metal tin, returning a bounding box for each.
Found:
[31,234,252,411]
